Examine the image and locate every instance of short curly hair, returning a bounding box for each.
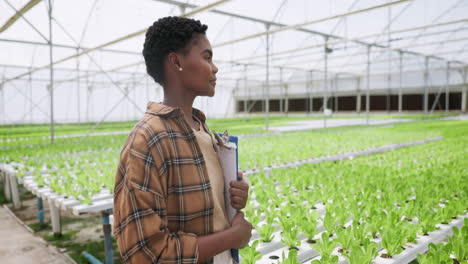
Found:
[143,16,208,86]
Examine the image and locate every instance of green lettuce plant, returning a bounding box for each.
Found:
[416,243,452,264]
[311,232,337,263]
[240,240,262,264]
[257,224,275,243]
[448,221,468,262]
[280,227,300,249]
[300,211,318,242]
[381,225,404,257]
[344,239,378,264]
[276,249,300,264]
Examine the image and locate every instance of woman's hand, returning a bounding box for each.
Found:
[229,171,249,210]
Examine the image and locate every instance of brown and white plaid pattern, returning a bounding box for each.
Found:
[113,102,216,264]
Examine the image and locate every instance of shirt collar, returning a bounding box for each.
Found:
[145,101,207,122]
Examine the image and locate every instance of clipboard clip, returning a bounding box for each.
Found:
[212,129,233,149]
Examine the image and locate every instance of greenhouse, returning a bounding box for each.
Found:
[0,0,467,264]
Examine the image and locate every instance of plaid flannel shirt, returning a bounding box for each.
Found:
[113,102,216,264]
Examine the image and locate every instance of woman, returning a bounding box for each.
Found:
[113,16,252,264]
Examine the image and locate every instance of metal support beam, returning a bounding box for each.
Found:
[48,0,55,144]
[279,67,283,113]
[309,71,313,113]
[446,62,450,112]
[0,0,43,33]
[37,197,44,225]
[28,70,32,123]
[2,170,11,201]
[214,0,410,48]
[356,77,361,113]
[244,65,248,115]
[76,48,80,123]
[334,74,338,112]
[0,82,4,125]
[1,0,231,87]
[366,46,371,125]
[265,24,270,130]
[48,199,61,236]
[323,37,329,128]
[399,51,403,114]
[462,67,467,112]
[9,173,21,209]
[424,57,429,115]
[102,211,114,264]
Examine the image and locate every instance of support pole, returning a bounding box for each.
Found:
[133,74,137,120]
[398,51,403,115]
[244,64,248,115]
[306,70,311,114]
[279,67,283,113]
[102,211,114,264]
[387,5,392,114]
[285,84,289,114]
[9,173,21,209]
[423,56,429,115]
[76,48,80,123]
[37,197,44,225]
[3,170,11,201]
[265,24,270,130]
[462,67,467,112]
[47,0,55,144]
[366,45,371,125]
[446,62,450,112]
[356,77,361,113]
[309,71,313,113]
[323,36,329,128]
[87,83,92,122]
[48,199,61,236]
[334,74,338,112]
[0,83,4,125]
[29,71,33,123]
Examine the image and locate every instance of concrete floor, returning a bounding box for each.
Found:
[0,206,73,264]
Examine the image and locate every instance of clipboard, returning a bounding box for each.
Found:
[213,130,240,263]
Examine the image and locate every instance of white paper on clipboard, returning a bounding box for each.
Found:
[212,130,238,222]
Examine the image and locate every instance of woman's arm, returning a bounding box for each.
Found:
[197,212,252,263]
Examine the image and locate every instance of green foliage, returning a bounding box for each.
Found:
[257,224,276,243]
[240,240,262,264]
[381,225,404,257]
[300,211,318,241]
[311,232,337,262]
[447,221,468,262]
[281,227,300,249]
[417,243,452,264]
[344,239,378,264]
[335,227,353,253]
[276,249,300,264]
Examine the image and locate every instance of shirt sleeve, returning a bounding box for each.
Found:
[113,130,199,264]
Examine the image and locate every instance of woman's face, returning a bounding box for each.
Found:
[178,34,218,97]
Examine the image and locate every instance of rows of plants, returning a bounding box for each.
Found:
[238,122,439,170]
[1,120,445,205]
[1,114,449,149]
[416,221,467,264]
[0,116,291,149]
[240,121,467,263]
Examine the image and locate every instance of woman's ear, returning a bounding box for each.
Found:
[167,52,182,72]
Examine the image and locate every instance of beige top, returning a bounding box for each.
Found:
[192,116,233,264]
